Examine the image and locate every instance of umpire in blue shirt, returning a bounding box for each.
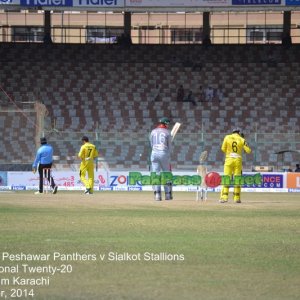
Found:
[32,137,58,194]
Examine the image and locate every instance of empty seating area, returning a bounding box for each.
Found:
[0,111,36,164]
[0,43,299,171]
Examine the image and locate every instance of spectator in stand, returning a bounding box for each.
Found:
[184,90,197,106]
[205,86,214,101]
[177,84,184,102]
[216,85,225,102]
[152,83,161,102]
[295,164,300,172]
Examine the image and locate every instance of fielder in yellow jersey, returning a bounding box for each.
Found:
[78,136,99,194]
[220,128,251,203]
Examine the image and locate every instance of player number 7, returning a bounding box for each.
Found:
[87,148,92,158]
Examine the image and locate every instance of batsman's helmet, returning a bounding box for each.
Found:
[159,117,171,125]
[232,127,241,134]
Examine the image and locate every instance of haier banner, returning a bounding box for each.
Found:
[0,0,15,4]
[20,0,73,6]
[73,0,124,7]
[4,0,125,6]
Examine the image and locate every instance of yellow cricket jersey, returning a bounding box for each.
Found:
[78,142,98,164]
[221,133,251,159]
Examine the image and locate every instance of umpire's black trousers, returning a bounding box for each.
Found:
[38,163,56,193]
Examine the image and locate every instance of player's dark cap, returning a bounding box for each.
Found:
[40,137,47,144]
[82,136,89,142]
[232,128,241,134]
[159,117,171,125]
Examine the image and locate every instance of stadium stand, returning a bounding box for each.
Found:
[0,43,299,171]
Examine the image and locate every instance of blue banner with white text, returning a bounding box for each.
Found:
[20,0,73,6]
[260,174,283,188]
[1,0,125,6]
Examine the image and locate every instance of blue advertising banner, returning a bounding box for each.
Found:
[20,0,73,6]
[232,0,281,4]
[0,0,14,4]
[285,0,300,5]
[17,0,124,6]
[73,0,124,7]
[260,174,283,188]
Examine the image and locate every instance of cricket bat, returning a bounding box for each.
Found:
[171,122,181,141]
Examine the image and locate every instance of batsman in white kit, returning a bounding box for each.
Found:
[149,117,173,201]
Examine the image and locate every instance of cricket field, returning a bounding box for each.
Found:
[0,191,299,300]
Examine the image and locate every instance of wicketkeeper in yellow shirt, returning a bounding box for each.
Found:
[78,136,99,194]
[220,128,251,203]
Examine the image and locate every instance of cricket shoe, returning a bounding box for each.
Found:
[84,188,91,195]
[219,199,228,203]
[34,191,43,195]
[234,200,241,203]
[52,186,58,194]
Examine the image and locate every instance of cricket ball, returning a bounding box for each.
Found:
[205,172,221,188]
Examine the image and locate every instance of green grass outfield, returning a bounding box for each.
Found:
[0,191,299,300]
